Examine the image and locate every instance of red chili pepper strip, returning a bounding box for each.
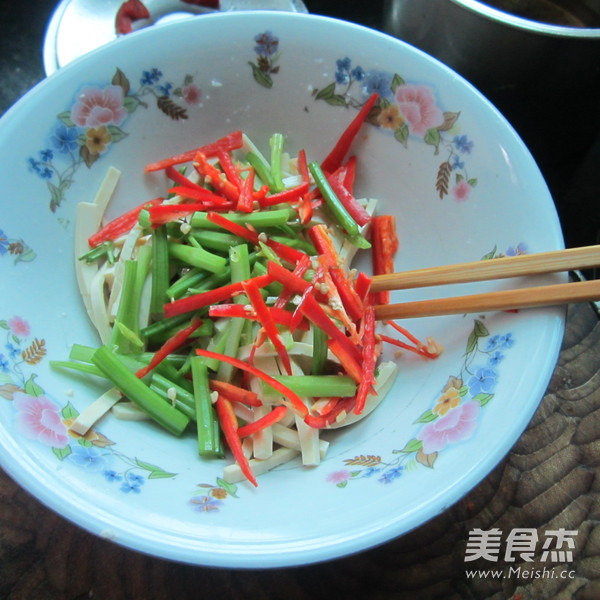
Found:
[326,171,371,227]
[209,380,262,407]
[257,182,310,207]
[214,395,258,487]
[267,261,310,295]
[163,273,274,319]
[354,306,378,414]
[304,397,355,429]
[298,294,362,364]
[273,254,312,310]
[327,339,363,383]
[321,92,379,174]
[146,203,206,226]
[195,349,308,417]
[168,185,231,207]
[115,0,150,35]
[264,239,306,265]
[144,130,243,172]
[88,198,162,247]
[383,320,440,359]
[165,165,206,192]
[236,169,255,213]
[340,155,357,193]
[208,304,308,330]
[242,279,293,375]
[296,153,313,225]
[194,152,239,203]
[136,316,203,379]
[216,150,243,191]
[370,215,399,305]
[380,334,440,360]
[329,267,364,322]
[206,212,258,242]
[353,272,372,302]
[237,405,288,438]
[308,224,340,266]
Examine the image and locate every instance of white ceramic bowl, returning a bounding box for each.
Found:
[0,11,565,567]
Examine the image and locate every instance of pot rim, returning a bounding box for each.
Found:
[449,0,600,38]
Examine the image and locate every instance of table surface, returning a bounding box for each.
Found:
[2,2,600,599]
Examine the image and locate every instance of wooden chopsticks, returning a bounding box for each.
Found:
[371,245,600,320]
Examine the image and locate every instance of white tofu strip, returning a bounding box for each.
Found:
[223,447,301,484]
[69,387,122,435]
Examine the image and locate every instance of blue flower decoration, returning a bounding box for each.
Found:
[103,469,122,483]
[453,134,474,154]
[378,466,404,484]
[0,230,8,255]
[488,351,505,367]
[0,353,8,372]
[254,31,279,56]
[51,124,79,154]
[468,367,497,396]
[141,68,162,85]
[68,445,108,473]
[486,333,515,351]
[363,70,393,100]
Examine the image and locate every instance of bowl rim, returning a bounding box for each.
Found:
[0,9,566,567]
[450,0,600,38]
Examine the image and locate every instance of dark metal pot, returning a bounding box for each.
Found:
[383,0,600,178]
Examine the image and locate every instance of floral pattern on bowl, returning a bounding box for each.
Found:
[313,57,478,201]
[28,68,201,214]
[0,227,36,264]
[0,316,177,494]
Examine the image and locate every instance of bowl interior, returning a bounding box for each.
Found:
[0,11,564,567]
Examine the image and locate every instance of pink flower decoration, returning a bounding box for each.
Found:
[13,392,69,448]
[452,179,472,202]
[71,85,127,128]
[417,400,480,454]
[327,469,351,484]
[182,84,201,105]
[7,316,30,337]
[395,84,444,136]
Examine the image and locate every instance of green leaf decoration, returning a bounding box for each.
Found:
[414,409,438,424]
[468,178,478,187]
[107,125,128,143]
[80,145,99,169]
[0,320,8,330]
[112,68,131,96]
[216,477,239,498]
[47,180,64,212]
[326,95,349,107]
[314,82,335,100]
[61,401,79,420]
[399,438,423,454]
[390,73,405,92]
[424,127,441,151]
[53,445,72,461]
[473,393,494,406]
[437,111,460,132]
[474,319,490,338]
[394,123,409,146]
[459,385,469,396]
[123,95,144,113]
[24,374,44,397]
[481,245,498,261]
[57,111,75,127]
[249,62,273,89]
[14,247,37,263]
[135,458,177,479]
[337,480,348,488]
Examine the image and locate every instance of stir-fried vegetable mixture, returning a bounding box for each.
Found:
[55,93,441,486]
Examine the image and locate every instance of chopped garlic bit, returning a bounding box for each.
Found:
[425,337,444,357]
[167,387,178,406]
[258,232,268,243]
